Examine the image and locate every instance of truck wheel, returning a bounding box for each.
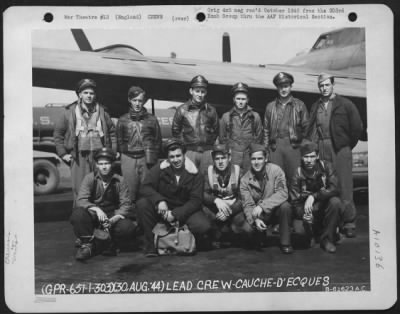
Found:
[34,159,60,195]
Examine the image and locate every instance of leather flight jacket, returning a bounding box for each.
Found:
[171,100,219,150]
[263,97,309,150]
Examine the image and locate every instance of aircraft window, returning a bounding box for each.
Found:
[312,28,365,50]
[313,36,334,50]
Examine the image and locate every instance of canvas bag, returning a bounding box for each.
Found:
[152,222,196,256]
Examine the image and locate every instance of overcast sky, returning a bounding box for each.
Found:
[33,27,333,107]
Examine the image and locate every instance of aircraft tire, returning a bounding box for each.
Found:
[34,159,60,195]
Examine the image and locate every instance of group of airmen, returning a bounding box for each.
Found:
[53,71,363,261]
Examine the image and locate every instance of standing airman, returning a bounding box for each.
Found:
[171,75,219,174]
[54,78,117,203]
[116,86,162,211]
[263,72,309,182]
[306,73,363,238]
[219,83,263,171]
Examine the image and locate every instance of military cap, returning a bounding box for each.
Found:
[94,147,116,162]
[300,140,319,156]
[249,143,266,155]
[164,138,186,154]
[128,86,145,99]
[231,82,249,95]
[318,72,334,85]
[190,75,208,88]
[211,143,230,157]
[273,72,294,86]
[76,78,97,95]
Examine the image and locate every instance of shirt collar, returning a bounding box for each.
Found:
[230,105,252,116]
[188,100,206,110]
[250,165,268,181]
[276,96,294,107]
[94,170,118,182]
[319,93,336,104]
[80,102,97,114]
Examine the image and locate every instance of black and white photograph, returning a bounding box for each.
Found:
[4,4,396,312]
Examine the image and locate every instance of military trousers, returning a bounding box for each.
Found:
[319,140,356,229]
[136,198,212,253]
[230,150,251,172]
[269,137,301,184]
[70,207,138,244]
[203,201,250,238]
[71,151,97,205]
[120,153,148,209]
[185,149,213,175]
[292,196,341,243]
[239,201,293,246]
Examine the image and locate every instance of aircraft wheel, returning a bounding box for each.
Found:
[34,159,60,195]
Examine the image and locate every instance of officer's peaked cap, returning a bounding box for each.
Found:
[300,140,319,156]
[94,147,116,162]
[190,75,208,88]
[212,143,230,157]
[273,72,294,86]
[164,138,186,154]
[76,78,97,95]
[231,82,249,95]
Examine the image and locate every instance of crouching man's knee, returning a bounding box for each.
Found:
[231,212,254,234]
[185,210,212,236]
[112,219,138,240]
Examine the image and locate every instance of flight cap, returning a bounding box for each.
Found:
[300,140,319,157]
[318,72,334,85]
[249,143,266,155]
[211,143,230,157]
[128,86,146,100]
[76,78,97,95]
[190,75,208,89]
[273,72,294,86]
[231,82,249,95]
[94,147,116,162]
[164,138,186,154]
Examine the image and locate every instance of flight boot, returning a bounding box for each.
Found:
[75,236,94,261]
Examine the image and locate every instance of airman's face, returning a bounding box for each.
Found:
[302,151,318,170]
[96,158,112,176]
[318,79,334,98]
[79,88,96,105]
[233,92,249,111]
[190,87,207,104]
[129,93,145,113]
[213,153,230,172]
[168,148,184,170]
[277,83,292,98]
[250,151,267,172]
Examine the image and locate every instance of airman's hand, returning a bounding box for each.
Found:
[62,154,73,164]
[254,218,267,232]
[90,207,107,223]
[157,201,169,216]
[163,210,175,223]
[252,205,263,219]
[214,198,232,217]
[109,214,125,226]
[304,195,315,215]
[216,211,228,222]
